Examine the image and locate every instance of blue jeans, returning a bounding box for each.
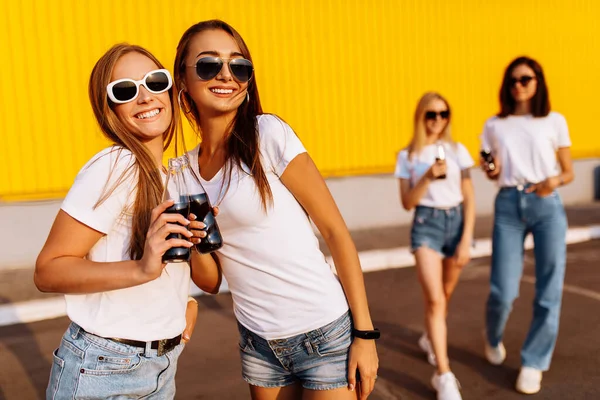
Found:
[237,311,352,390]
[46,322,185,399]
[485,186,567,371]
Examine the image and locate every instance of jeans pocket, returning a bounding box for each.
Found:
[46,348,65,400]
[237,324,255,353]
[414,207,432,225]
[80,342,143,375]
[315,328,351,358]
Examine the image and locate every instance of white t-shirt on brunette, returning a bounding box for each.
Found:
[61,147,190,341]
[480,112,571,187]
[186,114,348,340]
[394,142,474,209]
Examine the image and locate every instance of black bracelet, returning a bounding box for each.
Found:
[352,328,380,340]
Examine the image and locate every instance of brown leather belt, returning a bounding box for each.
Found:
[110,334,182,356]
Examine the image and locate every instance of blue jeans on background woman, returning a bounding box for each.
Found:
[485,184,567,371]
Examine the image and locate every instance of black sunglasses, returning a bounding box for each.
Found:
[510,75,535,88]
[425,110,450,121]
[188,57,254,83]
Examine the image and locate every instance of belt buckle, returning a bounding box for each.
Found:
[157,339,168,356]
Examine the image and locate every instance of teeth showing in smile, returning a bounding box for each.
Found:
[136,109,160,119]
[211,88,233,94]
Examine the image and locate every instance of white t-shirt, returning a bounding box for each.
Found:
[394,142,474,208]
[480,112,571,187]
[61,147,190,341]
[186,114,349,340]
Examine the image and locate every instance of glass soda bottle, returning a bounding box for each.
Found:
[161,157,191,263]
[178,155,223,254]
[435,141,447,179]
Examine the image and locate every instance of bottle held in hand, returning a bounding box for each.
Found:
[179,156,223,254]
[480,148,496,171]
[435,143,447,180]
[162,158,191,263]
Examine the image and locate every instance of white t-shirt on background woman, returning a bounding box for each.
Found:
[480,112,571,187]
[395,142,474,209]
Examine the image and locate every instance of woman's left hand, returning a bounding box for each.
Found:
[525,177,559,197]
[182,298,199,343]
[454,239,471,268]
[348,338,379,399]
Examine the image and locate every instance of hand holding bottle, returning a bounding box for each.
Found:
[138,199,193,281]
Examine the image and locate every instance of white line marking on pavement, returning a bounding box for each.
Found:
[1,225,599,327]
[521,275,600,302]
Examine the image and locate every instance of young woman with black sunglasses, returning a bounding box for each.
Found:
[35,44,203,398]
[395,92,475,400]
[174,20,379,400]
[480,56,574,395]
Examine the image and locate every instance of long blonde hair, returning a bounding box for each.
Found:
[88,44,181,260]
[407,92,454,159]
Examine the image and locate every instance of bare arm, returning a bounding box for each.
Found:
[281,153,373,330]
[280,152,378,397]
[189,251,222,294]
[460,169,476,242]
[398,161,446,210]
[526,147,575,195]
[34,201,193,294]
[556,147,575,185]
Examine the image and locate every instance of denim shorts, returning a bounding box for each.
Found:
[46,322,185,399]
[411,204,464,258]
[237,311,352,390]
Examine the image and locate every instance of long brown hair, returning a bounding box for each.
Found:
[407,92,454,159]
[498,56,550,117]
[174,20,272,210]
[88,43,180,260]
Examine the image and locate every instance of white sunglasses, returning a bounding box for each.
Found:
[106,69,172,104]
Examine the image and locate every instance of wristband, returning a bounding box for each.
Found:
[352,328,381,340]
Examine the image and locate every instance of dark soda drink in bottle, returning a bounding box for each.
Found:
[480,148,496,171]
[161,200,191,263]
[179,156,223,254]
[189,193,223,253]
[161,158,191,263]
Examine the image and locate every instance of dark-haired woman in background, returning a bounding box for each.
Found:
[480,56,574,395]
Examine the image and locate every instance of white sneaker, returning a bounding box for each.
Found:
[483,332,506,365]
[431,372,462,400]
[418,333,437,366]
[516,366,542,394]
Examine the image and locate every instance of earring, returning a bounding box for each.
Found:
[246,92,250,103]
[178,89,191,114]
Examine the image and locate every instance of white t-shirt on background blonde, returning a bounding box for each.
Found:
[395,142,474,209]
[186,114,349,340]
[61,147,190,341]
[480,112,571,187]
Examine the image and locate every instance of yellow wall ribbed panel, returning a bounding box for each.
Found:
[1,1,598,201]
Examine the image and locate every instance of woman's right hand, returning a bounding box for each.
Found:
[138,199,193,281]
[479,156,501,180]
[426,159,447,180]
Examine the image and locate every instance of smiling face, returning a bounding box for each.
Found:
[424,98,450,138]
[182,29,249,119]
[110,52,172,142]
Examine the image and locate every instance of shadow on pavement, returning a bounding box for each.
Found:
[0,296,49,400]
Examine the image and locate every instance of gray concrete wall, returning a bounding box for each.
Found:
[328,158,599,230]
[1,158,598,269]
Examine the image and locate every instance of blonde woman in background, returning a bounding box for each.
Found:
[395,92,475,400]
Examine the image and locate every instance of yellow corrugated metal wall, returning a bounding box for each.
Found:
[1,0,598,201]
